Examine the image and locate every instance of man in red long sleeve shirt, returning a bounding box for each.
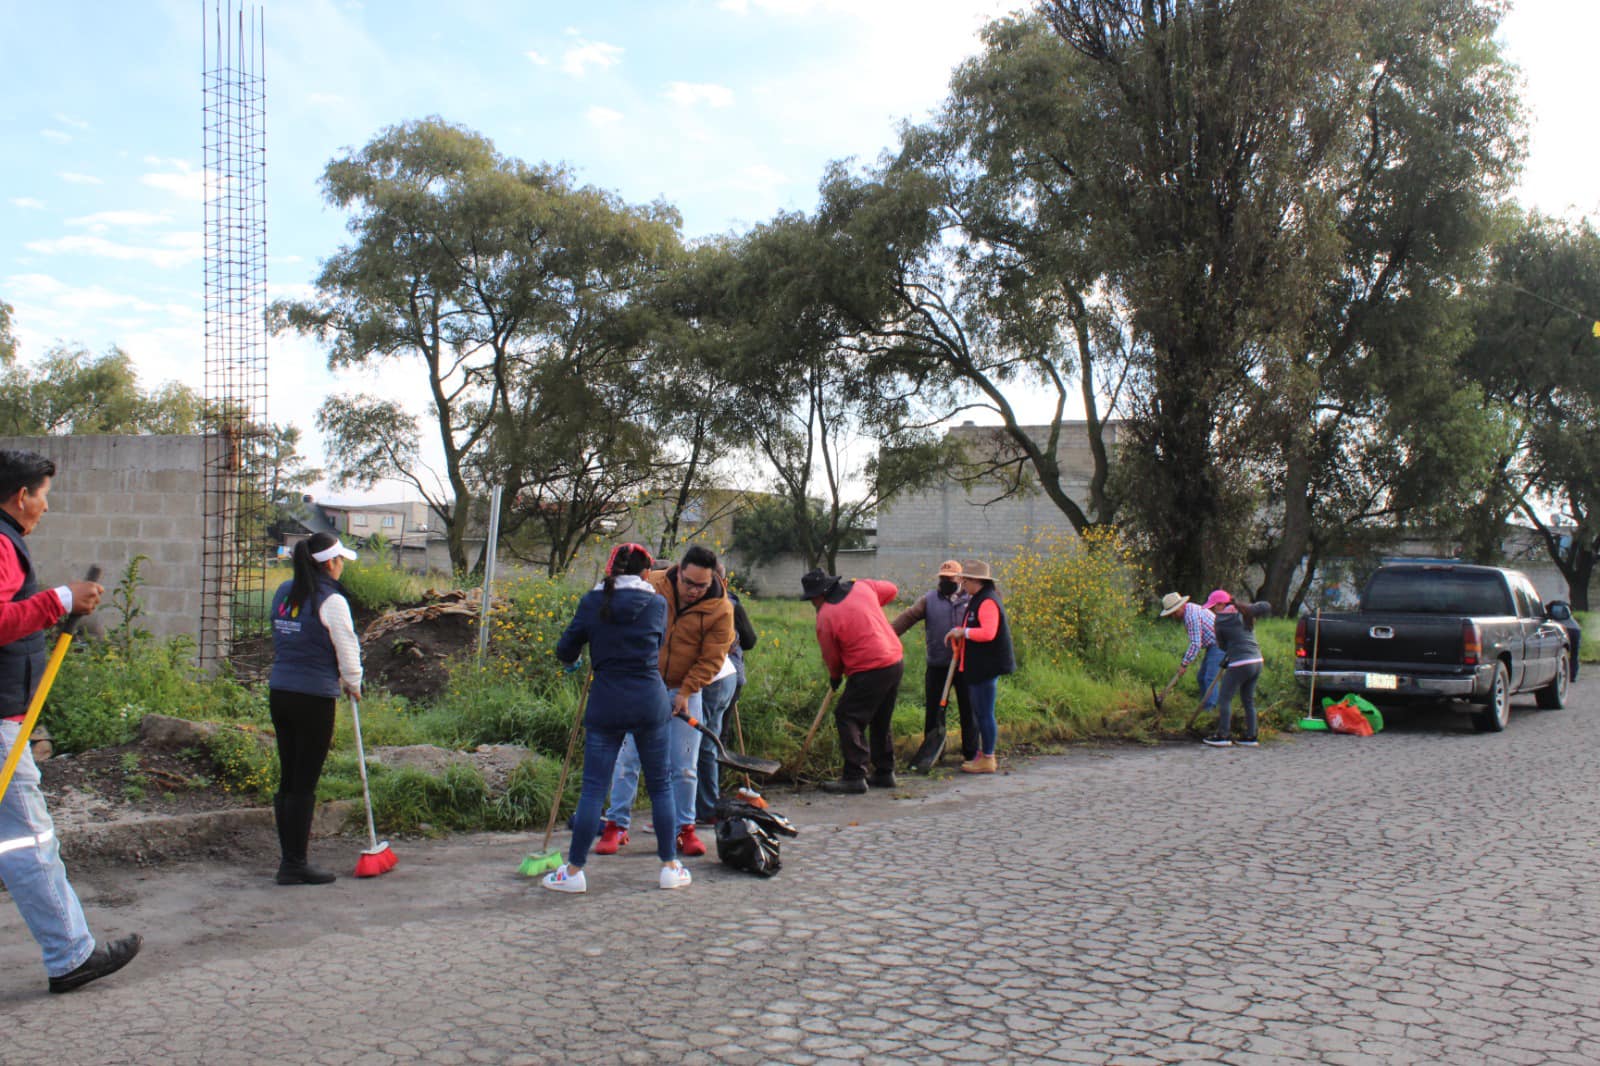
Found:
[0,449,141,993]
[803,568,904,794]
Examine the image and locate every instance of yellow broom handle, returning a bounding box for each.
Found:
[0,632,75,807]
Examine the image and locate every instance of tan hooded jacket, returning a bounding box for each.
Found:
[646,566,735,696]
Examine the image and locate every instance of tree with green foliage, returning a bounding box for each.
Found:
[0,299,15,366]
[684,217,953,572]
[0,343,205,435]
[276,118,684,576]
[1461,214,1600,608]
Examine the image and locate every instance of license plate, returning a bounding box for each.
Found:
[1365,673,1398,690]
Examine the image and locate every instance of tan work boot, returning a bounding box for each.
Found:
[960,754,997,774]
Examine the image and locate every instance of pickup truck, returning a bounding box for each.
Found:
[1294,563,1571,732]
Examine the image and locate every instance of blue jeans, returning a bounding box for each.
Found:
[695,673,739,822]
[569,720,676,866]
[1196,645,1225,709]
[968,676,999,755]
[0,720,95,977]
[605,686,701,831]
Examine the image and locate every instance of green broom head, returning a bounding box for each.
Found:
[519,849,564,878]
[1297,717,1329,731]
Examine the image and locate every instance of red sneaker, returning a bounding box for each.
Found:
[594,821,628,855]
[676,825,707,857]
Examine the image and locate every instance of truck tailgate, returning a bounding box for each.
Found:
[1313,614,1466,669]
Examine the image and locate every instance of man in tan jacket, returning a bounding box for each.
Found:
[596,545,734,858]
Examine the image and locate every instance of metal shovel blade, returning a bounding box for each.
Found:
[681,713,782,776]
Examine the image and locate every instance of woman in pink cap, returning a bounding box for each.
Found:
[1201,590,1272,747]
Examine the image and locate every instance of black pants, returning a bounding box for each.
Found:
[269,688,336,863]
[923,661,977,761]
[834,662,904,779]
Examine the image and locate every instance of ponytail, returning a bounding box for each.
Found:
[599,542,654,622]
[288,532,343,611]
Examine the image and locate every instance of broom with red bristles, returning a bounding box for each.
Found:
[349,696,397,877]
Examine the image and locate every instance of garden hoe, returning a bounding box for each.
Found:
[792,687,838,787]
[1151,667,1184,712]
[350,697,397,877]
[0,566,98,808]
[519,672,589,878]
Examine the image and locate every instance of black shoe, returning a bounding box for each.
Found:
[276,859,338,885]
[819,777,868,795]
[49,934,143,994]
[867,771,898,790]
[1236,735,1260,748]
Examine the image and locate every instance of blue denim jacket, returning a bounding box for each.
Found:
[556,579,672,731]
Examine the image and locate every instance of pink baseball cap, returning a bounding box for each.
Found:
[1201,589,1232,611]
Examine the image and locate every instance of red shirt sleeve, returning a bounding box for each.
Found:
[865,579,897,607]
[0,537,65,645]
[966,599,1002,642]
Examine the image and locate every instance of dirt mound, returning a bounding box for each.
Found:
[41,740,260,823]
[360,589,482,702]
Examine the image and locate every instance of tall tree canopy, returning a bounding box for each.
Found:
[275,118,684,575]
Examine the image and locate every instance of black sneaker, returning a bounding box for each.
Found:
[1236,735,1260,747]
[1201,735,1233,748]
[819,777,868,795]
[866,771,898,790]
[276,859,338,885]
[49,934,143,994]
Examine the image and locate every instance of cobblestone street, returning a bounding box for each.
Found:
[5,684,1600,1064]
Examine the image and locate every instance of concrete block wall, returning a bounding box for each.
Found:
[0,436,206,646]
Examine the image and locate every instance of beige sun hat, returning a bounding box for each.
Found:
[937,559,963,578]
[957,559,994,582]
[1159,592,1189,617]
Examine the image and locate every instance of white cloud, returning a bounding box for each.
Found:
[141,166,205,203]
[306,92,345,106]
[10,198,45,210]
[665,82,735,109]
[561,39,623,76]
[24,232,204,270]
[65,210,175,234]
[58,172,103,185]
[53,113,89,131]
[525,49,549,65]
[732,163,789,193]
[586,106,624,128]
[41,130,71,144]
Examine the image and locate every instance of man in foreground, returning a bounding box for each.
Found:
[0,449,142,992]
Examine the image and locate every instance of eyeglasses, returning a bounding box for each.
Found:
[680,576,712,592]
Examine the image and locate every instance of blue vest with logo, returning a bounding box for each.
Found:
[268,576,346,698]
[0,515,49,715]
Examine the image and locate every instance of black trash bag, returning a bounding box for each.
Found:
[714,796,799,878]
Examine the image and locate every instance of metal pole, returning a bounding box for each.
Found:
[476,486,504,665]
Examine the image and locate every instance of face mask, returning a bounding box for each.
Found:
[938,578,958,597]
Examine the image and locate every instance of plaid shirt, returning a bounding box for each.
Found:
[1180,602,1216,666]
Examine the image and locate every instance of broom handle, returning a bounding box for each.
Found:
[0,565,99,808]
[542,673,590,851]
[730,692,751,792]
[1308,606,1322,718]
[350,697,379,851]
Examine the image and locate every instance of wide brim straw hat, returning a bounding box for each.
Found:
[957,559,994,583]
[1159,592,1189,617]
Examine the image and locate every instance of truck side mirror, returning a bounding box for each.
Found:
[1548,601,1572,621]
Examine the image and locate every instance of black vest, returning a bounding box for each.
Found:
[959,585,1016,683]
[0,514,50,714]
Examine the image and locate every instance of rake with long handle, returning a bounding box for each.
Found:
[793,687,839,784]
[0,566,99,808]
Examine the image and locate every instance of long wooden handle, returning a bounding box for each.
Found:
[794,687,837,775]
[541,673,591,851]
[1308,606,1322,718]
[938,655,959,707]
[0,566,100,808]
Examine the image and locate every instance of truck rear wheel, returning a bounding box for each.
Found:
[1473,662,1511,733]
[1536,653,1570,710]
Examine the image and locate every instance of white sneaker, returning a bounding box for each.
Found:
[542,865,586,893]
[658,862,692,890]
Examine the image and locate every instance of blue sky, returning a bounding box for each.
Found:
[2,0,1596,500]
